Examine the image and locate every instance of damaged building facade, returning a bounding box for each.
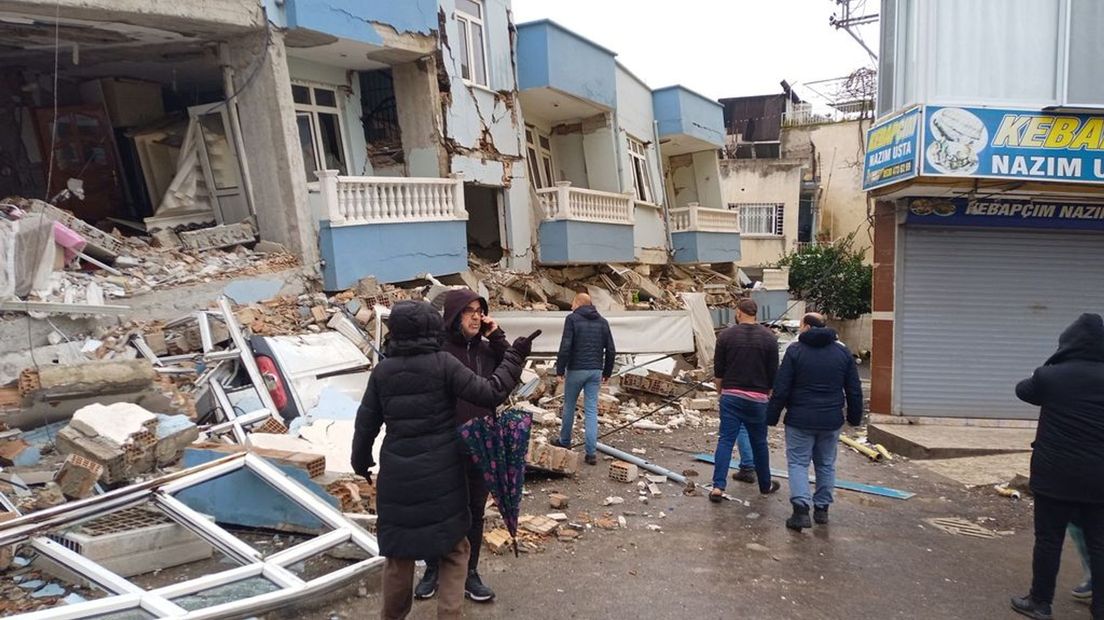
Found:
[515,20,737,268]
[866,0,1104,421]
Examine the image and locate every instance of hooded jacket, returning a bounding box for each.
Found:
[350,301,524,559]
[1016,313,1104,504]
[766,327,864,430]
[555,305,616,377]
[441,289,510,425]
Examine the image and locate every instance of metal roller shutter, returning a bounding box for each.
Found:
[899,227,1104,419]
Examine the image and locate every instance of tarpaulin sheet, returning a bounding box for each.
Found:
[492,311,695,355]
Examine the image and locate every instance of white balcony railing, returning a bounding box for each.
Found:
[318,170,467,226]
[536,182,634,225]
[669,203,741,233]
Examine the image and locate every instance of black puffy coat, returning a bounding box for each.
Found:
[766,327,864,430]
[1016,313,1104,504]
[350,301,524,559]
[441,289,509,426]
[555,305,616,377]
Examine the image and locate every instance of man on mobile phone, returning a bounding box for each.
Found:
[411,289,508,604]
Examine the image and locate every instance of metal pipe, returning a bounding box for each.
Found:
[219,42,258,220]
[840,435,883,461]
[596,442,688,485]
[653,118,675,254]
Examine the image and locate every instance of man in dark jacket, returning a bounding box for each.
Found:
[413,289,508,603]
[1010,313,1104,620]
[351,301,533,620]
[551,292,615,464]
[710,298,782,501]
[767,313,863,531]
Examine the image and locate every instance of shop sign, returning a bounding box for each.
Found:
[906,197,1104,231]
[862,106,922,191]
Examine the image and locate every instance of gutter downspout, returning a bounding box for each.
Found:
[653,119,674,256]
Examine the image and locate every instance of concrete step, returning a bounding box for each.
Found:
[868,423,1035,460]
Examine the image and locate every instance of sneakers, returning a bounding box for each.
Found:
[584,454,598,465]
[813,505,830,525]
[731,466,757,483]
[786,504,812,531]
[1072,579,1092,602]
[1010,595,1053,620]
[760,480,781,495]
[465,570,495,603]
[414,564,438,599]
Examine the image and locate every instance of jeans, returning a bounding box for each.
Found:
[785,425,842,509]
[1030,494,1104,617]
[735,425,754,469]
[560,369,602,457]
[711,395,772,493]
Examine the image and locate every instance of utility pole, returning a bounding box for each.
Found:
[830,0,878,62]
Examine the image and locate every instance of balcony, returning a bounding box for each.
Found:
[668,203,742,264]
[536,182,635,264]
[653,86,726,156]
[316,171,469,289]
[516,20,617,123]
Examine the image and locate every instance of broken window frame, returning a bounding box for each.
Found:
[456,0,489,87]
[730,202,785,237]
[0,452,381,620]
[291,82,350,182]
[525,126,556,189]
[626,137,654,204]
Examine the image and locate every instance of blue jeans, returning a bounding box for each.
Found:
[735,426,754,468]
[711,395,772,493]
[785,426,841,509]
[560,369,601,457]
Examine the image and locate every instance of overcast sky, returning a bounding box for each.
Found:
[510,0,879,103]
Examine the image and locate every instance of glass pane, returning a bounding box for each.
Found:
[86,609,157,620]
[314,88,337,108]
[1067,0,1104,105]
[471,22,487,86]
[526,147,542,187]
[525,128,534,144]
[542,155,554,187]
[197,113,238,190]
[538,135,550,149]
[457,0,481,18]
[317,113,347,175]
[296,113,320,181]
[457,19,471,81]
[292,85,310,105]
[170,576,280,612]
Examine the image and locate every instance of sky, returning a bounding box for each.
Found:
[510,0,879,104]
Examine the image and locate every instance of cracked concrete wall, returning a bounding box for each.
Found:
[392,58,448,178]
[692,150,724,208]
[228,29,319,272]
[720,159,802,268]
[615,65,663,203]
[0,0,263,35]
[286,56,369,177]
[581,113,620,193]
[266,0,438,43]
[667,154,699,207]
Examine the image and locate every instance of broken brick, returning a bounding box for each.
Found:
[0,438,39,467]
[549,493,569,509]
[55,453,105,499]
[484,528,513,554]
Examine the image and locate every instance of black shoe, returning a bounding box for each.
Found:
[760,480,781,495]
[549,437,567,449]
[731,467,757,483]
[813,505,829,525]
[1010,595,1052,620]
[414,564,438,599]
[1071,579,1092,601]
[465,570,495,603]
[584,454,597,465]
[786,504,812,531]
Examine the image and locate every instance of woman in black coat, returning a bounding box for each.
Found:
[351,300,531,620]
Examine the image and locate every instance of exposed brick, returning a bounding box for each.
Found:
[55,454,105,499]
[549,493,569,509]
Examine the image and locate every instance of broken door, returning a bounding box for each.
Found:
[188,103,251,225]
[33,105,124,222]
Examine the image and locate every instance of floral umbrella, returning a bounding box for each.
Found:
[458,407,533,557]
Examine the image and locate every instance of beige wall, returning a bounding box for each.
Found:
[782,119,873,264]
[719,159,803,269]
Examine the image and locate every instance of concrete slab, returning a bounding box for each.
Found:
[916,452,1032,487]
[868,423,1035,460]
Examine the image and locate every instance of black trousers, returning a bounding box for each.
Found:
[428,459,488,573]
[1030,493,1104,618]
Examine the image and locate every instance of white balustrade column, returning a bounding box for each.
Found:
[317,170,343,225]
[555,181,573,220]
[687,202,701,231]
[451,173,467,219]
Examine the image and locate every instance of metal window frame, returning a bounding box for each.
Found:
[0,452,382,620]
[626,136,653,203]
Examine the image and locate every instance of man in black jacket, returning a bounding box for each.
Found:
[710,298,782,501]
[413,289,506,603]
[1011,313,1104,620]
[551,293,615,465]
[351,301,533,620]
[767,313,863,531]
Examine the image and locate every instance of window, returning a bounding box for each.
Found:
[456,0,488,87]
[525,126,556,188]
[731,203,784,236]
[627,137,653,203]
[292,83,348,181]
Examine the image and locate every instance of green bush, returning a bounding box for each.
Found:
[777,232,872,320]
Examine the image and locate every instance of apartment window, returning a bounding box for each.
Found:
[293,83,348,181]
[525,126,556,188]
[731,203,784,236]
[627,137,653,203]
[456,0,488,87]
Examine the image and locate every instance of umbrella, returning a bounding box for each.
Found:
[458,405,534,557]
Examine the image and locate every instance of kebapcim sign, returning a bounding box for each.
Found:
[863,106,1104,190]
